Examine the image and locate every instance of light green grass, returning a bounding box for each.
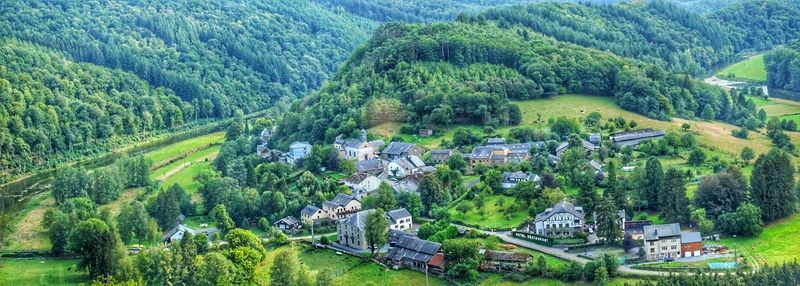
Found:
[717,54,767,83]
[151,145,221,179]
[780,113,800,126]
[144,132,224,165]
[0,258,89,285]
[160,160,214,195]
[718,214,800,265]
[447,194,528,229]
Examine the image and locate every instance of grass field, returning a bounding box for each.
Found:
[447,194,528,229]
[638,256,737,270]
[717,54,767,83]
[144,132,224,165]
[717,214,800,265]
[0,258,89,285]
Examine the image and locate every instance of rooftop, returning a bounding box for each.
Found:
[301,205,322,216]
[535,201,585,222]
[644,223,682,241]
[681,231,702,243]
[382,142,418,155]
[482,250,531,262]
[387,208,412,224]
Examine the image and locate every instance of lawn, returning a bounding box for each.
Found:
[160,160,214,195]
[716,54,767,83]
[717,214,800,265]
[150,144,220,179]
[0,258,89,285]
[780,113,800,126]
[754,96,800,117]
[144,132,224,165]
[448,194,528,229]
[257,244,447,286]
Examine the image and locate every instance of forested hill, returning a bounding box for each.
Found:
[765,41,800,95]
[0,0,376,117]
[480,0,800,76]
[274,21,754,146]
[0,39,185,181]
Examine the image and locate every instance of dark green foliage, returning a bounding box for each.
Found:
[595,197,620,244]
[418,175,449,212]
[717,202,763,236]
[694,166,749,219]
[148,184,193,230]
[642,157,664,210]
[52,167,90,205]
[659,168,690,223]
[69,218,118,278]
[211,204,236,234]
[442,239,481,282]
[711,1,800,51]
[750,149,797,222]
[687,148,707,166]
[117,201,157,244]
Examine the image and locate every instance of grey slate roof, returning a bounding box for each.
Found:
[382,142,417,155]
[487,137,507,145]
[344,172,371,184]
[534,201,585,223]
[387,208,412,224]
[290,141,311,148]
[503,171,532,182]
[339,209,375,231]
[589,160,603,171]
[681,231,702,243]
[644,223,682,241]
[356,159,383,173]
[301,205,322,216]
[482,250,531,262]
[386,235,442,263]
[275,216,299,226]
[431,149,452,155]
[325,193,357,208]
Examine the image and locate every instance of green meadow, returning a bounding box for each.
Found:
[717,54,767,82]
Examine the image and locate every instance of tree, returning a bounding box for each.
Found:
[397,192,423,218]
[365,209,388,255]
[660,168,690,223]
[687,148,706,166]
[69,218,118,278]
[225,229,267,258]
[641,157,664,210]
[418,175,448,211]
[197,252,234,286]
[690,209,715,236]
[270,248,300,286]
[595,197,620,244]
[750,149,797,222]
[211,204,235,234]
[370,183,397,210]
[562,262,583,282]
[482,169,503,192]
[43,209,70,255]
[457,201,474,215]
[52,167,89,204]
[117,201,155,244]
[447,152,467,173]
[551,117,581,138]
[740,147,755,165]
[577,171,599,216]
[694,166,748,219]
[681,123,691,131]
[622,234,634,253]
[719,203,763,236]
[593,259,608,285]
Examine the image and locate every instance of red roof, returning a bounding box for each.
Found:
[428,253,444,267]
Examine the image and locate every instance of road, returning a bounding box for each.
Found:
[463,226,685,277]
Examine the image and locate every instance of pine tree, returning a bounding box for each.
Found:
[642,157,664,210]
[751,149,797,222]
[595,196,620,244]
[660,168,690,223]
[603,161,626,210]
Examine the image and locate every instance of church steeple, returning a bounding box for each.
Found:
[360,128,367,142]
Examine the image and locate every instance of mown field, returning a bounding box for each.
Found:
[447,194,529,229]
[718,214,800,265]
[2,132,225,253]
[717,54,767,83]
[0,258,89,285]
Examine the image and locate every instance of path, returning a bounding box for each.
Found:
[287,232,336,241]
[457,225,694,277]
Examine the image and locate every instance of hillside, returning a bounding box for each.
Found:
[480,0,800,76]
[274,21,754,146]
[765,41,800,97]
[0,39,187,182]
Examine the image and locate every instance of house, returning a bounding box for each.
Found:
[555,139,598,158]
[385,234,444,275]
[334,129,385,161]
[260,128,273,143]
[387,208,413,231]
[300,205,328,224]
[388,229,414,246]
[274,216,301,232]
[391,173,423,193]
[501,171,539,189]
[479,249,531,272]
[381,142,425,161]
[504,143,535,163]
[322,193,362,220]
[644,223,682,260]
[681,232,703,257]
[164,224,219,245]
[624,220,653,240]
[355,159,384,175]
[289,141,312,160]
[337,209,375,250]
[466,143,532,173]
[589,133,601,145]
[610,129,666,148]
[487,137,507,145]
[589,160,604,180]
[429,149,453,163]
[419,129,433,137]
[387,155,430,178]
[531,201,585,237]
[344,173,382,199]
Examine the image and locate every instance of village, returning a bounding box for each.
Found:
[153,125,739,280]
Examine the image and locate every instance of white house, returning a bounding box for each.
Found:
[300,205,328,224]
[334,129,385,161]
[531,201,585,237]
[386,155,432,178]
[289,141,312,160]
[502,171,540,189]
[322,193,362,220]
[344,173,383,199]
[644,223,682,260]
[386,208,413,231]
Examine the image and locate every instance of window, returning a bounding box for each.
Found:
[671,245,677,250]
[649,242,654,246]
[661,246,667,251]
[650,248,655,253]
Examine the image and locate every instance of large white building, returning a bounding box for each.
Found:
[643,223,682,260]
[334,129,385,161]
[386,208,412,231]
[343,173,383,199]
[531,201,585,237]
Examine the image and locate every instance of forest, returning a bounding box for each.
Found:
[765,41,800,93]
[274,19,758,146]
[481,0,800,76]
